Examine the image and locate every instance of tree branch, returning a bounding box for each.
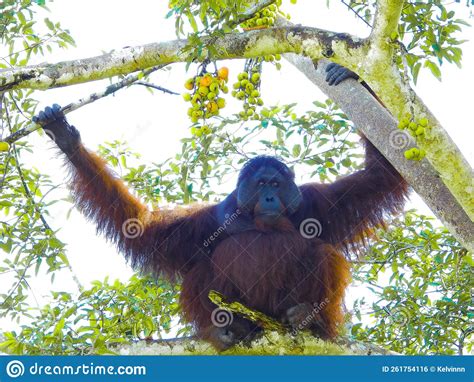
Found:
[370,0,404,50]
[0,26,365,91]
[283,55,474,251]
[3,65,165,144]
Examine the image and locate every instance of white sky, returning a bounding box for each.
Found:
[1,0,473,332]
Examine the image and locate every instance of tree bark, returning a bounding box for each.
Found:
[286,56,473,251]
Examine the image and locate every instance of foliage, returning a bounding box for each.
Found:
[0,0,472,355]
[346,0,470,83]
[0,275,180,355]
[351,211,473,355]
[0,0,75,68]
[0,0,75,325]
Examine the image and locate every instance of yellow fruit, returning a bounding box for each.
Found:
[0,141,10,152]
[408,121,417,130]
[207,92,216,100]
[210,83,219,93]
[206,101,219,113]
[200,75,212,87]
[217,98,226,109]
[404,150,414,160]
[415,127,425,136]
[221,86,229,94]
[419,118,428,127]
[251,73,260,83]
[236,91,245,100]
[183,93,192,101]
[240,79,249,87]
[217,67,229,81]
[245,83,255,93]
[251,90,260,98]
[201,125,212,135]
[184,78,194,90]
[194,127,203,137]
[198,86,209,97]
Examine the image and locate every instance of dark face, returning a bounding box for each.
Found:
[236,165,302,226]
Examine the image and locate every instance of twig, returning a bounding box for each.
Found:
[340,0,373,28]
[133,81,179,95]
[2,65,166,145]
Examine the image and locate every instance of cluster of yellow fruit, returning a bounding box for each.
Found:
[232,68,264,121]
[240,3,285,29]
[398,116,428,138]
[398,116,429,161]
[404,147,426,161]
[239,2,286,68]
[183,67,229,136]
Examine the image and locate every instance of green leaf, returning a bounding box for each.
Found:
[424,60,442,81]
[186,12,198,33]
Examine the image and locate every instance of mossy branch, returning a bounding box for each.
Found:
[0,26,364,91]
